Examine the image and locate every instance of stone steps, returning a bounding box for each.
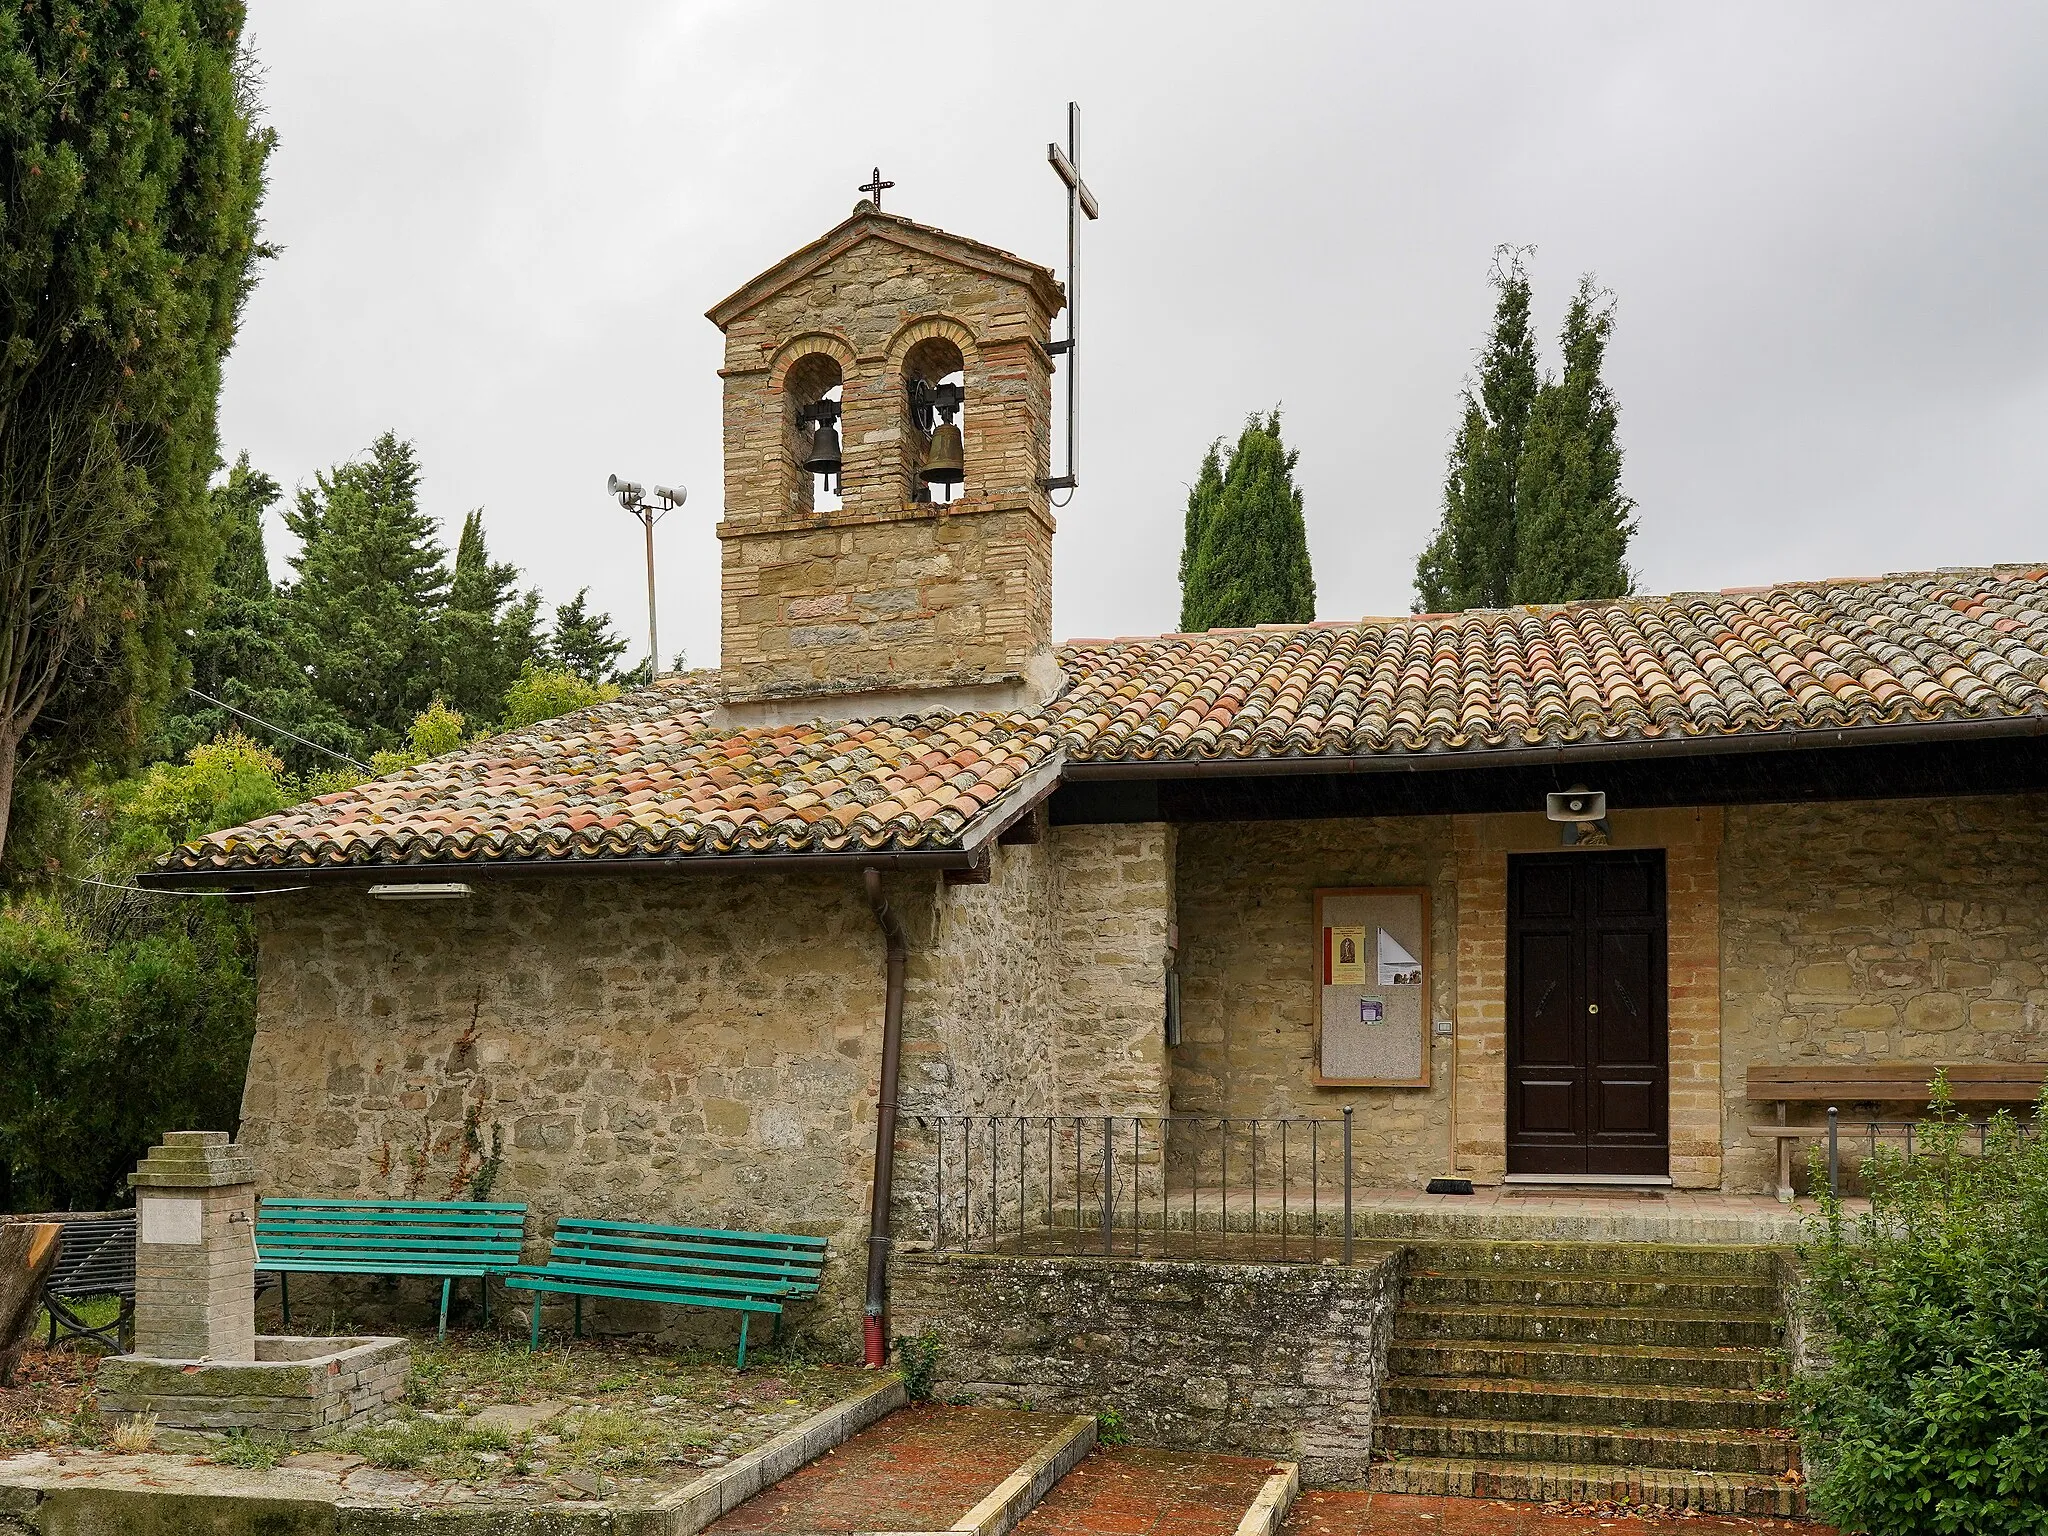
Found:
[1396,1301,1780,1348]
[1389,1338,1780,1390]
[1402,1269,1779,1311]
[1400,1240,1779,1279]
[1380,1373,1788,1429]
[1370,1239,1802,1517]
[1364,1453,1807,1517]
[1373,1415,1801,1474]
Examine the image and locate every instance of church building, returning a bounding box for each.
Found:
[150,200,2048,1359]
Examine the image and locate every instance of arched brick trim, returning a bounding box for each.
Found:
[883,315,980,376]
[768,332,856,393]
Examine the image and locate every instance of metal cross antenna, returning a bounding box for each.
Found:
[1045,102,1099,495]
[858,167,894,210]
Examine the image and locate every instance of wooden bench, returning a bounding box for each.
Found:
[1745,1064,2048,1201]
[254,1198,527,1341]
[501,1218,828,1367]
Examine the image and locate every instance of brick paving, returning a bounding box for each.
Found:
[707,1403,1078,1533]
[1283,1490,1837,1535]
[1018,1446,1280,1536]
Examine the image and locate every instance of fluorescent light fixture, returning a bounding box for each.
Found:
[367,883,472,902]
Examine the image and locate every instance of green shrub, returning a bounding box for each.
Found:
[894,1330,943,1402]
[1794,1078,2048,1534]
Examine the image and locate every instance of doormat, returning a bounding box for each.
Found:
[1501,1187,1668,1201]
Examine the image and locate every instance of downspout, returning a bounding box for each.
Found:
[861,866,907,1368]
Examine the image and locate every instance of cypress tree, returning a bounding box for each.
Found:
[281,432,450,750]
[1511,278,1636,604]
[1414,249,1537,612]
[1177,412,1315,631]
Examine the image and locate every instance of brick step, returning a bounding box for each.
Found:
[706,1403,1094,1534]
[1395,1302,1779,1349]
[1364,1454,1806,1518]
[1403,1268,1778,1313]
[1402,1239,1780,1281]
[1381,1374,1787,1429]
[1389,1338,1781,1390]
[1373,1415,1801,1474]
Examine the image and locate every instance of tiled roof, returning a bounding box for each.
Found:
[159,567,2047,876]
[161,677,1061,874]
[1054,567,2048,763]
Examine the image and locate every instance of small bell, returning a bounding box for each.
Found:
[920,422,963,487]
[802,400,842,489]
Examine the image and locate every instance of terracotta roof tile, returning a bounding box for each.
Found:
[160,567,2047,876]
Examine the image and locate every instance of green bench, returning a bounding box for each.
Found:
[254,1198,528,1341]
[502,1218,828,1367]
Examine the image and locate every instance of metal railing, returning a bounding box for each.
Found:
[1824,1105,2039,1197]
[907,1112,1358,1263]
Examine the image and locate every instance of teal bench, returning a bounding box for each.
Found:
[254,1198,528,1341]
[502,1218,828,1367]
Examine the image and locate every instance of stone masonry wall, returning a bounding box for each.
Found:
[1055,823,1176,1119]
[893,1248,1404,1484]
[1173,818,1457,1186]
[243,871,904,1346]
[1721,793,2048,1193]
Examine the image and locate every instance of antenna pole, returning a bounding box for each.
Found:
[642,509,659,681]
[1045,101,1099,493]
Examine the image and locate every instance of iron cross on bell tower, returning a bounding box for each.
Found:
[1045,102,1100,494]
[858,167,894,210]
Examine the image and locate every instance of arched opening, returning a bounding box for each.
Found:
[902,336,966,505]
[786,352,844,516]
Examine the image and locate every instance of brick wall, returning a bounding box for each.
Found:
[1720,792,2048,1193]
[1448,809,1724,1189]
[713,214,1060,703]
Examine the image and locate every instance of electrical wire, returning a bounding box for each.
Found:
[186,688,371,771]
[67,875,308,899]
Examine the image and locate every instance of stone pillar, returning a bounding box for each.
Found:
[130,1131,257,1361]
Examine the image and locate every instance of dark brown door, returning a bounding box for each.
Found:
[1506,850,1669,1177]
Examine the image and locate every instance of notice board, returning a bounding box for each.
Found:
[1314,886,1430,1087]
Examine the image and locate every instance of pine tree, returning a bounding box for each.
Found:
[544,589,630,685]
[281,433,451,750]
[1511,278,1636,604]
[1414,248,1538,613]
[439,509,541,726]
[1177,412,1315,631]
[155,455,363,773]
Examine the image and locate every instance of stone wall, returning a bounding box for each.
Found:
[241,870,892,1342]
[1720,793,2048,1193]
[1056,823,1176,1119]
[1172,818,1457,1186]
[892,1248,1405,1484]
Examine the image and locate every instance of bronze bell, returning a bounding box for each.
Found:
[803,401,841,486]
[920,421,964,487]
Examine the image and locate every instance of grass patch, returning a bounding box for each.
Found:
[214,1429,292,1470]
[331,1414,513,1478]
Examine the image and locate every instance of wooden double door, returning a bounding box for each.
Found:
[1506,850,1669,1177]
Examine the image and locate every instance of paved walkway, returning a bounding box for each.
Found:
[1019,1446,1280,1536]
[707,1403,1079,1533]
[1283,1491,1836,1534]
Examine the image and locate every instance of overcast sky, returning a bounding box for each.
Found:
[222,2,2048,672]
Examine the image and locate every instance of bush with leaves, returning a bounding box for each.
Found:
[1793,1077,2048,1534]
[503,667,619,731]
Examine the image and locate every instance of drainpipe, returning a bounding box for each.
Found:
[862,867,907,1368]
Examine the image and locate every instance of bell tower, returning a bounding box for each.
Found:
[707,200,1065,719]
